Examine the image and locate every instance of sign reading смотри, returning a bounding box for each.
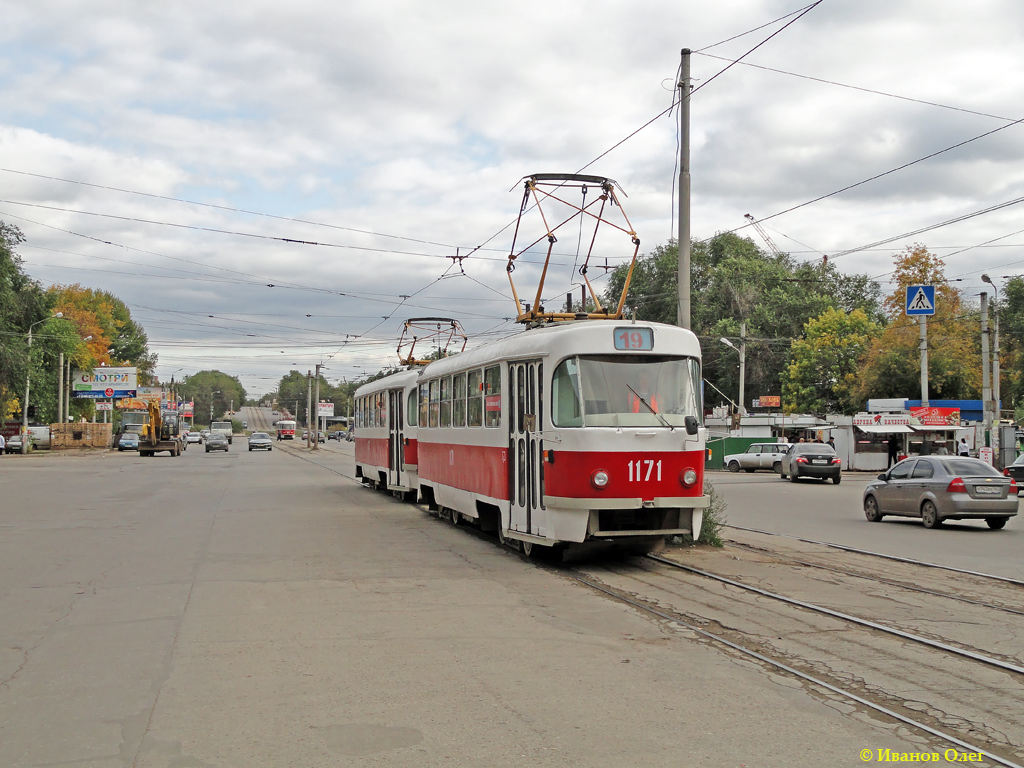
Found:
[72,367,138,399]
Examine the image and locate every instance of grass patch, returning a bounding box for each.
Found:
[672,478,727,547]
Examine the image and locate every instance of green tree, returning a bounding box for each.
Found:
[782,308,880,414]
[177,371,246,424]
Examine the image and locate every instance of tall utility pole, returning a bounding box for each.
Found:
[981,293,992,449]
[738,322,746,416]
[58,352,64,426]
[306,370,313,449]
[676,48,692,330]
[313,364,322,451]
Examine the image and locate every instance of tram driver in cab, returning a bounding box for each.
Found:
[628,371,660,413]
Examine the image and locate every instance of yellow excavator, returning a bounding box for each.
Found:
[139,400,183,457]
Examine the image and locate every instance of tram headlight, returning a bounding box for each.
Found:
[679,468,698,488]
[591,469,610,489]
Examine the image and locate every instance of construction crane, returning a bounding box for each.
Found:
[744,213,784,258]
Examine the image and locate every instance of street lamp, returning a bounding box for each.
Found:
[982,274,1002,465]
[719,325,747,417]
[981,274,1000,418]
[22,312,63,453]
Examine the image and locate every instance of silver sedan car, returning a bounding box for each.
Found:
[863,457,1018,529]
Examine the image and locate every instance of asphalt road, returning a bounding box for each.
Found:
[709,470,1024,580]
[0,440,966,767]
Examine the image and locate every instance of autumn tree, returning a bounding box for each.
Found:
[782,308,880,414]
[854,245,980,403]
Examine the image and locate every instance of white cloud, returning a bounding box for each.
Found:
[2,0,1024,393]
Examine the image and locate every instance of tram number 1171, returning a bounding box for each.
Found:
[628,459,662,482]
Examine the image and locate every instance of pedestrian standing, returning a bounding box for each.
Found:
[957,437,970,457]
[827,436,836,451]
[887,434,900,468]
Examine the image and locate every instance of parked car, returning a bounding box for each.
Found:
[1003,455,1024,492]
[185,432,202,444]
[205,433,230,453]
[779,442,842,484]
[864,456,1017,529]
[118,432,139,451]
[248,432,273,451]
[5,434,32,454]
[317,431,326,443]
[723,442,791,473]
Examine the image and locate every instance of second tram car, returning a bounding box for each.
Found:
[354,320,708,554]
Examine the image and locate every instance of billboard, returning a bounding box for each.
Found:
[318,401,335,417]
[72,367,137,399]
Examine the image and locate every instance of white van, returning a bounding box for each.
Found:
[28,425,51,449]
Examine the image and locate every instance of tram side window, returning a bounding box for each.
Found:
[467,369,483,427]
[407,390,417,427]
[440,376,451,427]
[452,372,467,427]
[552,358,583,427]
[419,384,429,429]
[484,365,501,428]
[429,379,440,428]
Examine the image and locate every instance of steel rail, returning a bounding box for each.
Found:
[569,570,1023,768]
[645,554,1024,677]
[723,539,1024,618]
[725,524,1024,587]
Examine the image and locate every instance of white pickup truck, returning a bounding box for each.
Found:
[210,420,234,445]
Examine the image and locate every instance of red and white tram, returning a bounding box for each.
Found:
[355,319,708,554]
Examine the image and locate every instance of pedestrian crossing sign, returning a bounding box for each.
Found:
[905,285,935,315]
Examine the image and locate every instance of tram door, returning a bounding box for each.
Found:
[509,360,543,536]
[388,388,404,488]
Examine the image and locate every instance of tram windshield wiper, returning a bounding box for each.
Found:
[625,385,674,431]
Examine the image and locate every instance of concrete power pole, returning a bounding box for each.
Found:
[981,293,992,453]
[313,364,322,451]
[306,371,313,449]
[676,48,692,331]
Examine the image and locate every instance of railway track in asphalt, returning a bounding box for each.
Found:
[569,550,1024,767]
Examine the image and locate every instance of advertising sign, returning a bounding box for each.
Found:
[854,412,911,427]
[909,406,960,427]
[759,395,782,408]
[72,367,137,399]
[182,401,194,417]
[95,401,113,412]
[317,401,335,417]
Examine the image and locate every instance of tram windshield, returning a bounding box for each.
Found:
[551,355,702,428]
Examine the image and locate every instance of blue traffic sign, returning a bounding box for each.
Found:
[906,285,935,316]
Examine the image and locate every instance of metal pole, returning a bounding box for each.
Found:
[65,358,71,422]
[981,293,991,451]
[676,48,692,330]
[22,326,33,453]
[919,315,929,408]
[58,352,64,428]
[738,322,746,416]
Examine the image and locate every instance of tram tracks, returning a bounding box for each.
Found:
[568,547,1024,767]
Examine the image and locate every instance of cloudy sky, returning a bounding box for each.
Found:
[2,0,1023,396]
